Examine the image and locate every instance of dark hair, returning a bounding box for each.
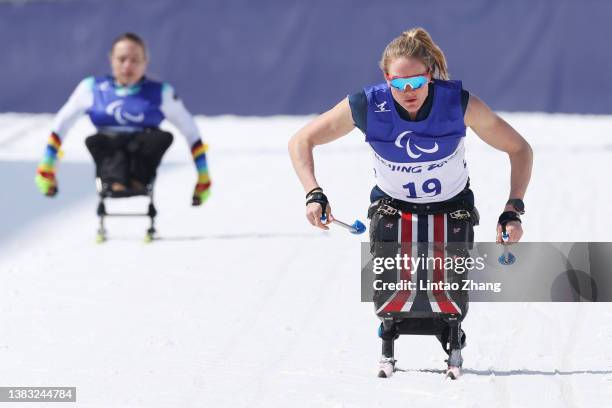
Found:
[110,32,147,57]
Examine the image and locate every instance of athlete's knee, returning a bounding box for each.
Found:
[156,131,173,149]
[85,133,107,151]
[164,131,174,143]
[146,129,173,147]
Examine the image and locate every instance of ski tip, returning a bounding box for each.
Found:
[377,370,388,378]
[350,220,366,235]
[445,367,461,380]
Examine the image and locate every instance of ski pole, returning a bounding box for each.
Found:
[332,218,367,234]
[321,215,366,235]
[498,229,516,265]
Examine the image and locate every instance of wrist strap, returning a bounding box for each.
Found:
[305,187,323,198]
[498,211,521,227]
[306,191,328,217]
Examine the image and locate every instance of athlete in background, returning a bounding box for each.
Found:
[35,32,211,205]
[289,27,532,379]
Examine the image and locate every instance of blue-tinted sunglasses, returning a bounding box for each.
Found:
[388,74,429,91]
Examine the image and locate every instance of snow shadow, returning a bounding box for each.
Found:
[153,232,323,241]
[462,368,612,376]
[0,160,96,244]
[396,367,612,376]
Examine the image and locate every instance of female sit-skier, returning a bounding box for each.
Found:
[288,27,532,379]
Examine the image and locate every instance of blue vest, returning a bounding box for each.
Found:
[87,76,165,131]
[364,80,466,163]
[363,80,469,202]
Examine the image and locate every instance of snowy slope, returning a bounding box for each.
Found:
[1,112,612,407]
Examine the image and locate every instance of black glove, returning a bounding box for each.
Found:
[497,211,521,234]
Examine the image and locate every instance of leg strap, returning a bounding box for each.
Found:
[437,316,466,355]
[378,319,398,358]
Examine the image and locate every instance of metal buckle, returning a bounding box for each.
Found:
[377,203,398,216]
[449,209,471,220]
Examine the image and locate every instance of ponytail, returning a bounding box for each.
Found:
[379,27,449,80]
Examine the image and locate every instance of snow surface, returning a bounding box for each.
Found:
[1,112,612,407]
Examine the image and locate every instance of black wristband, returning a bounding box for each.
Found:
[305,187,323,199]
[306,191,329,217]
[498,211,521,227]
[506,198,525,214]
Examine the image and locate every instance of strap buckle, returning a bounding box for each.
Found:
[376,203,398,216]
[449,209,471,220]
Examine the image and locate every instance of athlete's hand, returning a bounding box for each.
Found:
[496,220,522,243]
[35,167,58,197]
[496,208,523,243]
[192,181,211,206]
[305,188,333,230]
[306,202,333,230]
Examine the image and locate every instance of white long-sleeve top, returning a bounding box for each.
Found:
[51,75,203,147]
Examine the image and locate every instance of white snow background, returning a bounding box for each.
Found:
[0,112,611,407]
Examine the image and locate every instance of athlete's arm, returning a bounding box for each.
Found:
[160,84,202,146]
[464,94,533,242]
[50,77,94,140]
[160,84,211,206]
[35,77,94,197]
[288,98,355,229]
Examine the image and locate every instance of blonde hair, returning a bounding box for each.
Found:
[379,27,449,80]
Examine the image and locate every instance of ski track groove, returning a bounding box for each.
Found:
[558,306,581,408]
[489,305,511,408]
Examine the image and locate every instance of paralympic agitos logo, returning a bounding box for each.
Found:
[394,131,439,159]
[105,100,145,125]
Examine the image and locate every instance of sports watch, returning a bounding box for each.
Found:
[506,198,525,215]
